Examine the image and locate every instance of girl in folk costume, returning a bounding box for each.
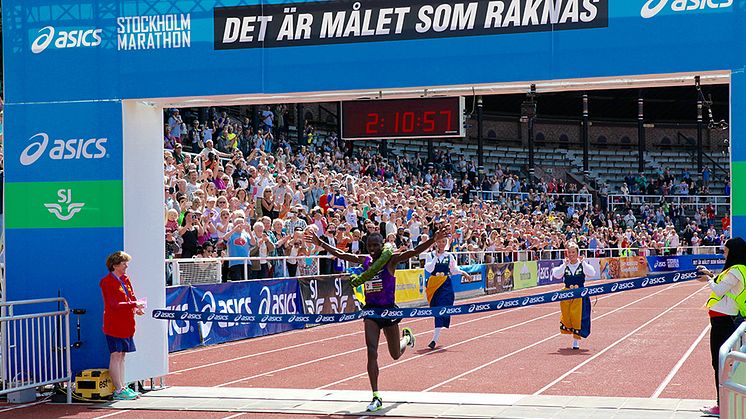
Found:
[697,237,746,417]
[551,242,596,350]
[423,235,473,349]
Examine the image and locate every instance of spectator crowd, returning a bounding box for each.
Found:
[163,107,730,283]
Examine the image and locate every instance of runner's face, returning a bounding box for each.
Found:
[437,237,448,252]
[367,238,383,259]
[567,248,578,263]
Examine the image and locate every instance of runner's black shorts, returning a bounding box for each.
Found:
[363,303,402,329]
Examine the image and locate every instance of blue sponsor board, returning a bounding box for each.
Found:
[537,260,564,285]
[648,254,724,272]
[4,102,122,182]
[164,286,201,352]
[5,228,123,373]
[2,2,742,103]
[190,279,303,346]
[453,264,487,293]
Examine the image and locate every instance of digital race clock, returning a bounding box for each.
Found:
[341,97,465,140]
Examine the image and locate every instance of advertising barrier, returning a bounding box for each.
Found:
[537,260,564,285]
[649,254,725,272]
[165,286,201,352]
[154,270,699,324]
[452,264,487,293]
[298,277,362,314]
[513,261,538,290]
[395,269,426,303]
[189,279,304,346]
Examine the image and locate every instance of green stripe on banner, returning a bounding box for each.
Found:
[732,162,745,216]
[5,180,123,229]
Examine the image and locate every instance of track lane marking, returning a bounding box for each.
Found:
[533,285,707,395]
[651,322,711,398]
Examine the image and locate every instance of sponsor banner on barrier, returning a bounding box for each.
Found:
[618,256,649,279]
[395,269,426,303]
[153,270,698,324]
[648,255,682,272]
[165,286,201,352]
[298,277,362,314]
[513,261,538,290]
[453,264,486,293]
[681,254,725,270]
[489,263,514,293]
[537,260,563,285]
[190,279,303,346]
[213,0,610,50]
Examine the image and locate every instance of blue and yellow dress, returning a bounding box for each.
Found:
[559,264,592,339]
[425,252,456,328]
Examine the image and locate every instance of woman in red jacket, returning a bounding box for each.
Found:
[100,251,145,401]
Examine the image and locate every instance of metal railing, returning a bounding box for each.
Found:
[166,245,723,284]
[472,190,593,209]
[0,298,72,403]
[607,194,730,214]
[719,322,746,419]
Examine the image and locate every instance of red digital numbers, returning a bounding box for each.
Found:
[342,97,462,139]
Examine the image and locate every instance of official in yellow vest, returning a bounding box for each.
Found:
[697,237,746,418]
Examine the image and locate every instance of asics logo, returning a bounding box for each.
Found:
[641,0,733,19]
[31,26,55,54]
[20,133,108,166]
[31,26,103,53]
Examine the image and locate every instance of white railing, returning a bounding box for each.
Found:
[607,194,730,214]
[719,322,746,419]
[472,190,593,209]
[0,298,72,403]
[167,254,336,285]
[166,245,723,284]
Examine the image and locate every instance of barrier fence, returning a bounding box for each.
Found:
[607,194,730,215]
[0,298,72,403]
[720,322,746,419]
[162,254,723,352]
[155,270,699,324]
[166,246,722,285]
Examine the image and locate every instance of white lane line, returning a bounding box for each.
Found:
[221,413,246,419]
[315,309,562,390]
[651,322,711,398]
[533,285,707,395]
[423,283,679,392]
[205,288,578,382]
[0,400,48,413]
[92,410,132,419]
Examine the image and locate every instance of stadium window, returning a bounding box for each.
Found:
[621,136,631,150]
[597,135,608,149]
[304,111,314,122]
[536,132,545,145]
[487,130,497,139]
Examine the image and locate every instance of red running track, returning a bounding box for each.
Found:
[6,280,715,418]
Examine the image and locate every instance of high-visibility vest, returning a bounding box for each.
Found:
[706,264,746,316]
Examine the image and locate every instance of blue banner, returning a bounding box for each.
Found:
[648,254,725,272]
[537,260,564,285]
[165,286,201,352]
[189,279,304,346]
[154,270,699,324]
[452,264,486,293]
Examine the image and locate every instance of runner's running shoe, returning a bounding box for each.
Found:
[402,327,415,348]
[367,396,383,412]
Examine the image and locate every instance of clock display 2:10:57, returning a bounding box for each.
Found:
[365,110,453,134]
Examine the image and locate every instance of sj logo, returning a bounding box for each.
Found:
[44,189,85,221]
